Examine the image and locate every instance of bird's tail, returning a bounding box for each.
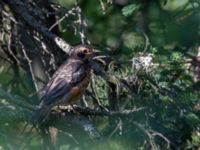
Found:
[31,106,51,125]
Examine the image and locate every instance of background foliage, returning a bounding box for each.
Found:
[0,0,200,150]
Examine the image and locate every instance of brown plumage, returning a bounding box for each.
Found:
[32,45,93,123]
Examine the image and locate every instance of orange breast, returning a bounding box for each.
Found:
[69,69,91,102]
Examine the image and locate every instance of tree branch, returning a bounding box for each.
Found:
[57,105,145,116]
[4,0,72,54]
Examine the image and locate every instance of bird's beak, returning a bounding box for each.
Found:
[93,49,101,56]
[92,49,111,65]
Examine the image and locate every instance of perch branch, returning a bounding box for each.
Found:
[62,105,145,116]
[49,113,101,139]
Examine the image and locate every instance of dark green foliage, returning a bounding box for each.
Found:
[0,0,200,150]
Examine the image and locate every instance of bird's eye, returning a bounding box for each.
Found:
[83,49,88,53]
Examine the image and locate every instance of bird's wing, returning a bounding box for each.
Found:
[40,59,86,107]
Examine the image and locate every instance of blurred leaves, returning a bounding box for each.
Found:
[184,113,200,127]
[171,52,183,61]
[0,0,200,149]
[121,4,141,17]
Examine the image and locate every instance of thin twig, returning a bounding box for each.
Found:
[20,42,39,92]
[49,7,76,31]
[133,122,159,150]
[150,129,171,149]
[0,6,20,25]
[70,105,145,116]
[108,119,122,138]
[7,34,20,64]
[99,0,106,14]
[75,3,90,44]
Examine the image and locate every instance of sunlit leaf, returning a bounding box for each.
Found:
[122,4,141,17]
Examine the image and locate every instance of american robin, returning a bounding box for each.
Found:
[32,45,93,123]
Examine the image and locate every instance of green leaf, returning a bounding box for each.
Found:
[122,4,140,17]
[171,52,182,61]
[184,113,200,127]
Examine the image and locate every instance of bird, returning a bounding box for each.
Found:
[32,45,94,124]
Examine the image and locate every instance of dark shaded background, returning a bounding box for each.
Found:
[0,0,200,149]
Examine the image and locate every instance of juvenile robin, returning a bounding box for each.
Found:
[32,45,93,123]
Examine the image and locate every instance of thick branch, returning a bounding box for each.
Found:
[48,112,101,139]
[0,88,100,138]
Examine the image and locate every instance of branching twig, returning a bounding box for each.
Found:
[133,122,171,150]
[133,122,159,150]
[75,3,90,44]
[150,129,171,149]
[49,7,76,31]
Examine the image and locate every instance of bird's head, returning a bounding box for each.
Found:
[70,45,93,62]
